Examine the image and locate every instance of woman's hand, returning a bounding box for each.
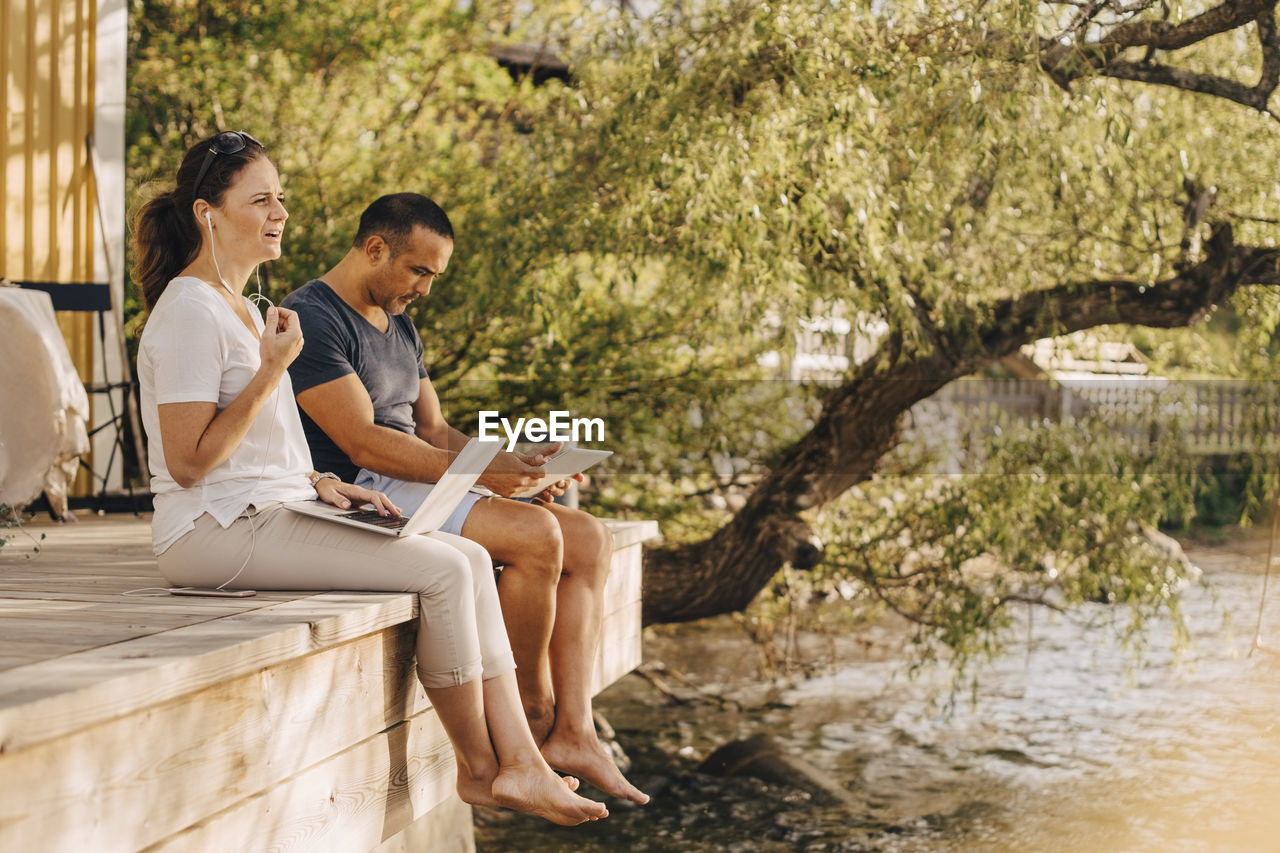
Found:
[260,305,304,371]
[315,478,401,516]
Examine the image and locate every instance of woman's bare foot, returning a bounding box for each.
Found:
[541,727,650,804]
[491,760,609,825]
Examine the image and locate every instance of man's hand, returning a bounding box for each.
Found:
[514,441,562,467]
[529,472,586,503]
[477,451,546,498]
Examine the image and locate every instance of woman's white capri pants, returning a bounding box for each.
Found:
[156,504,516,689]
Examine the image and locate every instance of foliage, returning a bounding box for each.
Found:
[781,415,1203,676]
[552,1,1280,346]
[497,0,1280,530]
[125,1,1279,648]
[1095,298,1280,379]
[1171,452,1280,527]
[125,0,1280,459]
[128,0,523,310]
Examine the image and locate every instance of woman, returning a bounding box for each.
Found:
[132,130,607,826]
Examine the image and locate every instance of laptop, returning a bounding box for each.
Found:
[284,438,502,537]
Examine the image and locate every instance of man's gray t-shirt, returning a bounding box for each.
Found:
[281,279,428,482]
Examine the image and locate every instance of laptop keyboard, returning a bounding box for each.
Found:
[340,509,411,530]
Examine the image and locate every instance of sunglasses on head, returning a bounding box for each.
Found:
[192,131,261,199]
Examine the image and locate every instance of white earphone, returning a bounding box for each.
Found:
[203,210,233,292]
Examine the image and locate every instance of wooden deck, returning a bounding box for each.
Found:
[0,514,656,852]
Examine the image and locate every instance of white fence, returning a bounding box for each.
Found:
[911,378,1279,457]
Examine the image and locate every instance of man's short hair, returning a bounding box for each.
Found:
[353,193,454,256]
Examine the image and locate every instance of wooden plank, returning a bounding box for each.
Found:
[0,595,293,613]
[367,796,475,853]
[590,535,645,692]
[0,591,301,673]
[594,598,642,693]
[0,625,429,852]
[0,611,226,661]
[0,592,416,751]
[0,568,158,581]
[0,589,298,604]
[601,538,644,606]
[0,613,205,635]
[146,706,460,853]
[0,598,295,634]
[0,639,104,661]
[0,572,166,592]
[602,519,660,550]
[0,580,173,597]
[0,655,50,669]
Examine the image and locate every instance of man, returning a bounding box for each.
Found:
[281,193,647,804]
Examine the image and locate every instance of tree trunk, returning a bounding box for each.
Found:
[642,365,941,624]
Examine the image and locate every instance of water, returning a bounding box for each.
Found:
[476,530,1280,851]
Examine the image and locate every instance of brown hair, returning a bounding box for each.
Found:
[131,132,267,311]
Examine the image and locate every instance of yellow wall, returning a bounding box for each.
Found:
[2,0,100,491]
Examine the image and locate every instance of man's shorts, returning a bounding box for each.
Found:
[354,469,537,537]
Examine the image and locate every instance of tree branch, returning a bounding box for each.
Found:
[975,228,1280,369]
[1038,0,1279,116]
[1101,0,1272,51]
[1103,58,1277,113]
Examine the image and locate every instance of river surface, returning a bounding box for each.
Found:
[475,529,1280,851]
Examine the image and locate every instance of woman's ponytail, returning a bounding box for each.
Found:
[132,190,200,311]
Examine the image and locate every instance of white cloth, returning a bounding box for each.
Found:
[137,277,314,554]
[0,287,90,514]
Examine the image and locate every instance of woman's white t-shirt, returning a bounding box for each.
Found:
[137,277,316,554]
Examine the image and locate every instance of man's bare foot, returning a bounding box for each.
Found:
[456,772,503,810]
[519,691,556,744]
[515,665,556,743]
[491,761,609,825]
[525,703,555,745]
[541,727,650,804]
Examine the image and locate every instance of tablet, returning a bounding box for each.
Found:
[512,447,613,499]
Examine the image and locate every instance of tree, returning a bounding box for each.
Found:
[126,0,1280,653]
[519,0,1280,626]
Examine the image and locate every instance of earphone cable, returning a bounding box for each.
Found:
[216,272,280,590]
